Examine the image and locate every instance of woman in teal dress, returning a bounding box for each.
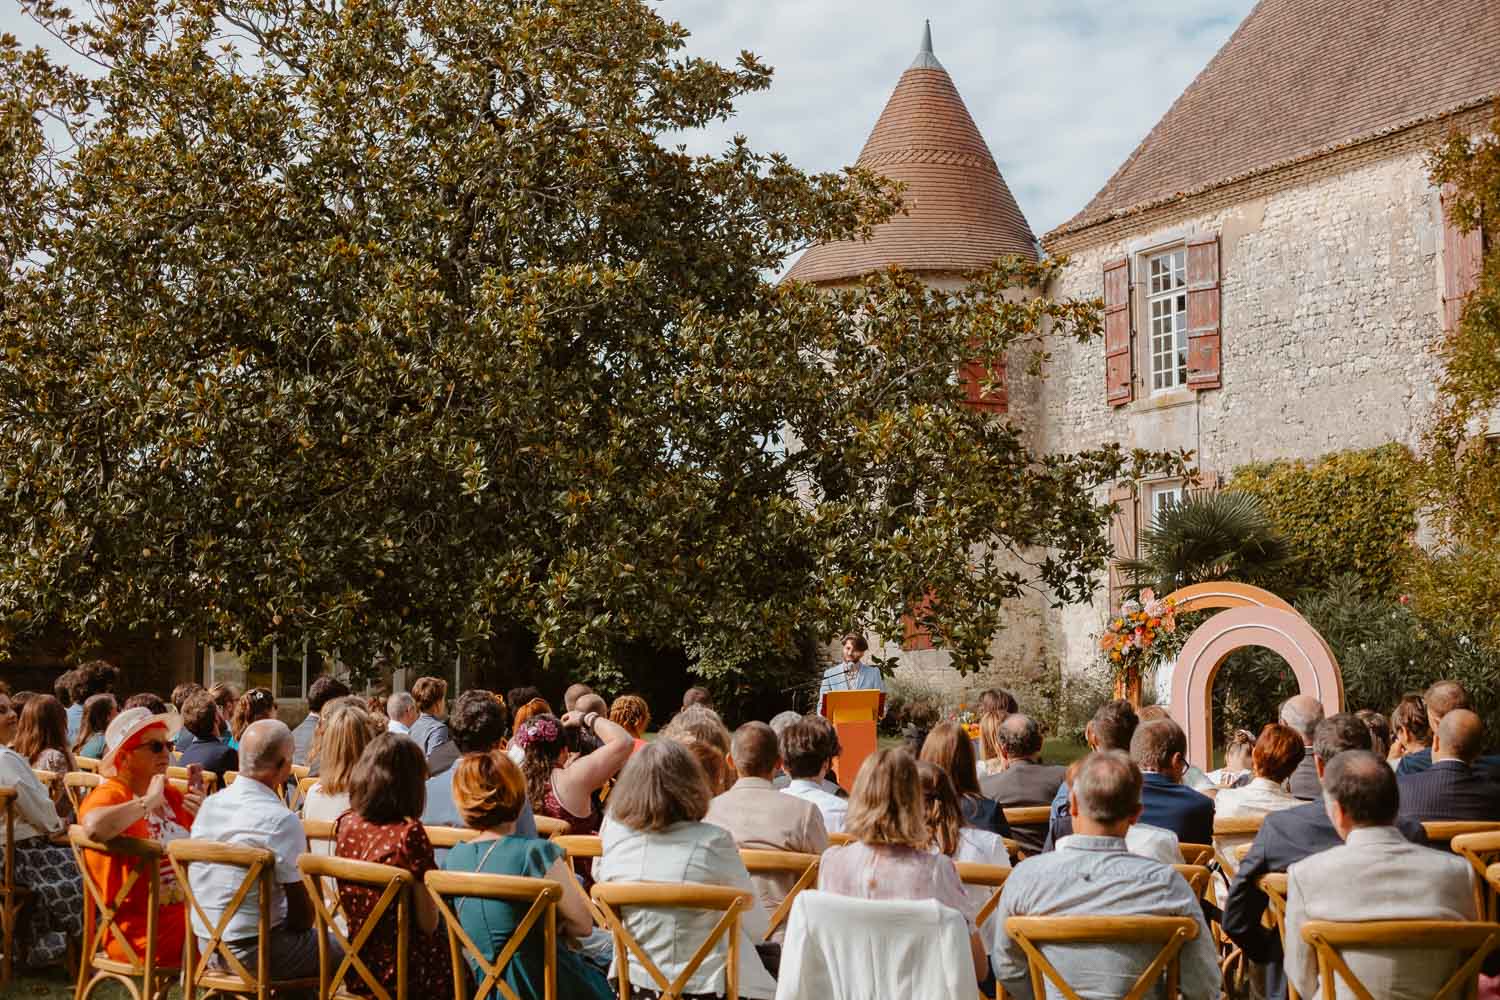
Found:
[441,748,612,1000]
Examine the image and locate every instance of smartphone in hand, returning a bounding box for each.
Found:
[186,762,205,796]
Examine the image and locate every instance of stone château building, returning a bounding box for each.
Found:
[790,1,1499,691]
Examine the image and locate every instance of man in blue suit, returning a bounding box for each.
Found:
[1396,680,1500,778]
[1223,713,1429,1000]
[1129,717,1214,845]
[1398,708,1500,822]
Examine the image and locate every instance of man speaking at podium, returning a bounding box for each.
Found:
[819,632,887,699]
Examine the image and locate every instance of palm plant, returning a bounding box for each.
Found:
[1119,490,1290,596]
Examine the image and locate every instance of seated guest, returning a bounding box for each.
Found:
[442,750,611,1000]
[562,682,595,713]
[66,661,118,743]
[176,689,239,779]
[188,719,330,977]
[505,686,542,720]
[517,710,633,846]
[1137,706,1216,793]
[55,670,79,743]
[1129,717,1214,845]
[661,704,733,755]
[572,693,610,755]
[977,711,1006,778]
[1398,708,1500,822]
[13,695,77,817]
[302,699,377,839]
[980,713,1065,855]
[1224,713,1429,1000]
[1279,695,1325,800]
[422,690,537,838]
[171,682,203,753]
[989,751,1220,1000]
[819,748,988,985]
[1206,729,1255,787]
[683,735,735,795]
[1284,751,1492,999]
[767,710,802,788]
[608,694,652,756]
[1054,758,1181,865]
[706,722,828,934]
[1212,723,1303,861]
[779,716,849,833]
[507,697,553,765]
[333,733,452,997]
[78,705,205,967]
[1045,699,1138,848]
[1396,680,1500,776]
[385,691,417,736]
[406,676,452,761]
[596,739,776,999]
[0,691,83,968]
[1388,693,1430,769]
[682,685,714,711]
[73,692,116,760]
[918,761,1008,920]
[920,721,1011,838]
[977,688,1018,718]
[291,675,349,766]
[1355,707,1391,759]
[123,692,167,715]
[228,687,276,752]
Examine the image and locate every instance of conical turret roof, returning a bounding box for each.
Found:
[786,23,1038,284]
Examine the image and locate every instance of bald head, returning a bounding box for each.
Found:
[1435,708,1485,764]
[1425,681,1472,724]
[575,693,608,717]
[563,683,594,712]
[239,719,294,783]
[1280,695,1325,743]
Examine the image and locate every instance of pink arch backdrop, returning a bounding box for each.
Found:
[1163,583,1344,768]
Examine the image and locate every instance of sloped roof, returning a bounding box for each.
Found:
[1049,0,1500,242]
[786,24,1038,285]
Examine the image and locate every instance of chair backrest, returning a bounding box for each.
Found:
[954,860,1011,929]
[168,838,306,998]
[166,765,219,793]
[827,831,853,846]
[303,818,335,850]
[298,853,414,1000]
[739,849,820,941]
[30,769,62,799]
[1178,842,1214,866]
[532,815,569,839]
[553,835,602,861]
[223,770,238,786]
[591,881,751,1000]
[75,756,101,773]
[0,787,18,895]
[1301,919,1500,1000]
[68,825,167,975]
[1257,872,1291,954]
[1454,835,1500,919]
[1172,864,1212,900]
[424,825,480,849]
[1424,821,1500,851]
[1003,805,1051,857]
[65,771,103,813]
[1004,915,1199,1000]
[425,870,562,1000]
[1212,816,1263,878]
[292,775,318,812]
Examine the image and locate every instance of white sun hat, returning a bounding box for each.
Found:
[100,705,182,777]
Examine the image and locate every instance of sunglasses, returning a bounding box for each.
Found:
[133,739,170,754]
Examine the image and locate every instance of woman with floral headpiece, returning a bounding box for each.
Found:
[514,709,632,879]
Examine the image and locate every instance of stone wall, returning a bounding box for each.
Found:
[1028,145,1449,678]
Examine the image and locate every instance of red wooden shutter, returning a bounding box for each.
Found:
[1442,184,1486,332]
[1185,234,1222,390]
[901,591,935,652]
[1106,481,1138,613]
[1103,258,1133,406]
[960,356,1008,413]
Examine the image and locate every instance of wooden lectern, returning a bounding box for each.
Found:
[820,689,885,793]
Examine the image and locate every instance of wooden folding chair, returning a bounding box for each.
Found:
[1453,834,1500,919]
[1178,842,1214,867]
[75,756,101,773]
[0,787,29,987]
[531,816,569,839]
[298,853,414,1000]
[69,825,178,1000]
[1424,821,1500,853]
[954,861,1010,930]
[591,882,751,1000]
[166,766,218,794]
[739,849,820,942]
[1001,807,1051,860]
[1211,816,1263,879]
[291,776,319,813]
[30,768,62,800]
[425,826,481,850]
[1172,864,1212,900]
[66,771,103,814]
[168,839,320,1000]
[553,835,602,863]
[1301,919,1500,1000]
[826,831,853,847]
[1004,915,1199,1000]
[425,870,562,1000]
[223,771,238,787]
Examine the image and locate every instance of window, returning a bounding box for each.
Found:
[1147,249,1188,391]
[1147,482,1183,525]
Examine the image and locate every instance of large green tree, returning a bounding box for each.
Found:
[0,0,1182,684]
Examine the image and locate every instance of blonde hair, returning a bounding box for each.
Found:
[660,704,730,755]
[917,760,963,857]
[608,739,711,832]
[844,748,928,849]
[980,711,1005,762]
[315,699,375,796]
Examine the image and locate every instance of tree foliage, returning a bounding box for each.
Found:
[0,0,1183,683]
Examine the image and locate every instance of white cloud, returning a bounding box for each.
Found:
[653,0,1254,235]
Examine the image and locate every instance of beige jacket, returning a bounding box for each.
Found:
[705,776,828,938]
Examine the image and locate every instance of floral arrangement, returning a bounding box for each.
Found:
[945,704,982,741]
[514,715,561,749]
[1098,588,1178,678]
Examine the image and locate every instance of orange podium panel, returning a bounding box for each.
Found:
[820,689,885,793]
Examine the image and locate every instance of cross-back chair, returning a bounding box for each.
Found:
[1003,915,1199,1000]
[1255,872,1298,1000]
[0,787,28,987]
[1211,816,1263,879]
[69,825,178,1000]
[167,839,320,1000]
[1424,821,1500,853]
[165,766,218,794]
[292,775,319,813]
[591,881,751,1000]
[425,826,481,850]
[66,771,103,814]
[739,849,820,941]
[827,831,853,847]
[298,853,415,1000]
[1300,919,1500,1000]
[553,836,605,927]
[30,769,62,801]
[1452,833,1500,919]
[74,756,101,773]
[954,860,1011,931]
[1001,807,1051,860]
[531,816,569,839]
[1178,843,1214,867]
[1172,864,1212,900]
[425,870,562,1000]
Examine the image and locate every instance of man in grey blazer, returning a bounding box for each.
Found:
[1284,750,1489,999]
[980,714,1065,856]
[1280,694,1324,801]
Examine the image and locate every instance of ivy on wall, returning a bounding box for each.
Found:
[1228,444,1419,598]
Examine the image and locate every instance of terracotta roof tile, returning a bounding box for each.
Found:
[787,31,1037,284]
[1049,0,1500,242]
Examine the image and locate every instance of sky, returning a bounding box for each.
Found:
[653,0,1257,236]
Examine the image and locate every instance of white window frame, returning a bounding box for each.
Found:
[1146,480,1184,527]
[1145,248,1189,393]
